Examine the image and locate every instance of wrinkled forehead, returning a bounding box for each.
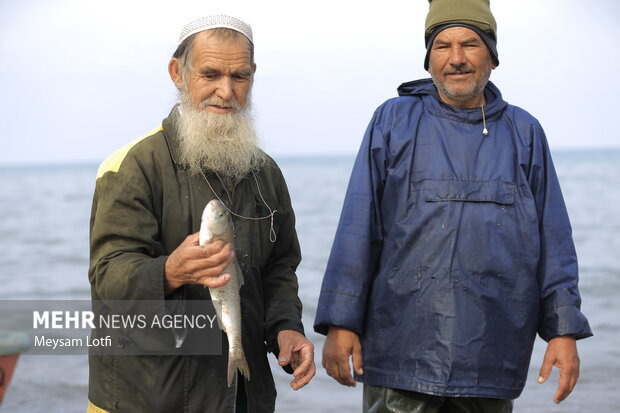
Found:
[189,30,254,70]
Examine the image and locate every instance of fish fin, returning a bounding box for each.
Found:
[227,356,235,387]
[239,350,250,381]
[227,350,250,387]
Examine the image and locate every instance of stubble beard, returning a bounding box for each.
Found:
[174,92,266,184]
[430,64,492,107]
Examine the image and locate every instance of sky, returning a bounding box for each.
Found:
[1,0,619,165]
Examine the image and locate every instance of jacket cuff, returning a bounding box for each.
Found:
[313,290,366,336]
[539,305,593,342]
[139,255,168,300]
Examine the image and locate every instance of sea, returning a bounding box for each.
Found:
[0,149,618,412]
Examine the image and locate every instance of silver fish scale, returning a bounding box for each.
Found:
[199,199,250,386]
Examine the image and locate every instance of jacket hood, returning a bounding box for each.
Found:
[397,78,507,125]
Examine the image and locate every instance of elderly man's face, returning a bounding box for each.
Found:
[170,31,255,114]
[428,26,495,108]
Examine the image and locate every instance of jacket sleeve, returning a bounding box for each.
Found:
[89,169,167,303]
[261,165,305,354]
[314,110,388,336]
[527,123,592,341]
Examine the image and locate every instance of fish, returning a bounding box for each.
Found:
[199,199,250,387]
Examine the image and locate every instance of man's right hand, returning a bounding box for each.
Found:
[164,232,233,295]
[322,326,364,387]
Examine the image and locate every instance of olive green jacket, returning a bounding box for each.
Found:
[88,107,303,412]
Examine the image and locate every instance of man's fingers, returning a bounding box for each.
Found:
[352,339,364,376]
[164,238,235,294]
[322,327,361,387]
[538,336,580,404]
[196,241,232,262]
[322,348,353,386]
[197,273,230,288]
[184,243,233,276]
[170,240,231,273]
[291,345,314,377]
[277,331,301,367]
[275,331,316,390]
[569,365,580,392]
[201,240,229,255]
[192,242,234,287]
[538,353,553,384]
[553,385,570,404]
[335,358,356,387]
[291,361,316,390]
[322,354,350,386]
[179,255,232,285]
[554,377,572,403]
[322,357,337,380]
[553,359,579,404]
[278,341,293,367]
[290,347,316,390]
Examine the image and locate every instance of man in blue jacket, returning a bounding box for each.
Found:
[314,0,592,411]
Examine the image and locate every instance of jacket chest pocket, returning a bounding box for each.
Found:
[420,179,526,272]
[421,178,517,235]
[423,179,515,205]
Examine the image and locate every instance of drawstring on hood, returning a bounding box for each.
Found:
[397,78,506,137]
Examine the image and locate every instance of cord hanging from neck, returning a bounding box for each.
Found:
[481,105,489,136]
[200,170,278,243]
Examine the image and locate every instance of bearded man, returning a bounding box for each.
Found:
[88,15,315,413]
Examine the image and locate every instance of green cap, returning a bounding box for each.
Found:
[424,0,499,70]
[425,0,497,42]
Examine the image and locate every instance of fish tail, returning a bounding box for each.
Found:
[227,349,251,387]
[238,350,250,381]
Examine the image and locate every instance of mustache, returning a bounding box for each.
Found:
[199,97,242,111]
[444,65,476,75]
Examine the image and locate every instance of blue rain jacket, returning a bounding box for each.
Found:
[314,79,592,399]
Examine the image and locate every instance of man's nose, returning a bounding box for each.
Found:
[448,46,467,66]
[215,76,234,101]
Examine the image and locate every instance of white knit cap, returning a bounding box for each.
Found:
[177,15,253,46]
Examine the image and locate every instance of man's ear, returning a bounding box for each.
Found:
[168,58,184,89]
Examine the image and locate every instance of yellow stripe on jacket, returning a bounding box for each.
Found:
[87,400,109,413]
[96,125,163,180]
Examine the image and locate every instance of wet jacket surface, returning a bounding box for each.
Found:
[314,79,592,399]
[88,107,304,412]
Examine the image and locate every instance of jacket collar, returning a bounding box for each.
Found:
[396,78,507,124]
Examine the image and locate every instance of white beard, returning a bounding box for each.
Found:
[174,93,266,185]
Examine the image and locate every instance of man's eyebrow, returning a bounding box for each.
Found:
[234,68,254,77]
[199,67,221,75]
[462,37,483,45]
[197,67,252,77]
[434,37,483,46]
